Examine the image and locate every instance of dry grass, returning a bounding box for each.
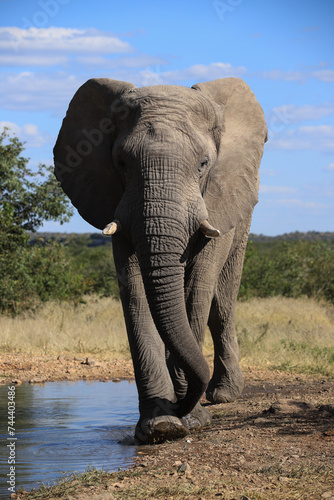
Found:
[0,295,333,376]
[0,295,128,357]
[235,296,334,377]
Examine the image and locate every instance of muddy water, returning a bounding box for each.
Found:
[0,380,139,497]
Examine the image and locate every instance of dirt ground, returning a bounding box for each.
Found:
[0,353,135,384]
[1,353,334,500]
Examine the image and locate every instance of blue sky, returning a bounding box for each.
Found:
[0,0,333,235]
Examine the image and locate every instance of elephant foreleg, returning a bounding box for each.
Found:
[112,236,188,443]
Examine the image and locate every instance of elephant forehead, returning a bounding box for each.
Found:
[122,86,220,126]
[127,85,196,101]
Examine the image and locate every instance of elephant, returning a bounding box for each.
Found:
[53,77,267,444]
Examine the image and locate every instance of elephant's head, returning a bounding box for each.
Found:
[54,78,267,416]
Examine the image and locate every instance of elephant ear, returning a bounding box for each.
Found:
[192,78,267,235]
[54,78,135,230]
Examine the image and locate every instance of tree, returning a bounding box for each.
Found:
[0,128,77,314]
[0,128,73,234]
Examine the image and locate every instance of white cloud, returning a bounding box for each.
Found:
[303,183,334,198]
[311,69,334,82]
[267,125,334,152]
[0,121,51,147]
[0,53,68,66]
[258,67,334,83]
[260,185,297,194]
[0,71,84,112]
[277,199,328,210]
[157,62,247,84]
[259,69,306,83]
[267,103,334,125]
[0,27,132,57]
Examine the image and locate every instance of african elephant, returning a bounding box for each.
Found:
[54,77,267,444]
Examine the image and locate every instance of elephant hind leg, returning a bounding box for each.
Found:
[206,221,251,404]
[206,288,244,405]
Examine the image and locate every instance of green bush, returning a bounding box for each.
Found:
[0,128,76,315]
[240,240,334,303]
[66,235,119,298]
[0,240,87,314]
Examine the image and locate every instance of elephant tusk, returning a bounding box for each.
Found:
[102,220,122,235]
[199,220,221,238]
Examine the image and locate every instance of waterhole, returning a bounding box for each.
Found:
[0,380,139,497]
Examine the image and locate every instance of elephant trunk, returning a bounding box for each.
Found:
[130,191,210,417]
[137,241,210,417]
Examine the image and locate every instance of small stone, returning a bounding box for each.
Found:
[254,417,268,424]
[322,492,333,499]
[173,460,182,467]
[74,357,86,363]
[178,462,191,473]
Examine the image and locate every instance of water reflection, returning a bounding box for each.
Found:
[0,380,139,497]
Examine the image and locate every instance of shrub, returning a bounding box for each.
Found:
[0,240,86,314]
[239,240,334,303]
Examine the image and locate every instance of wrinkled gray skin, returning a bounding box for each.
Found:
[54,78,267,444]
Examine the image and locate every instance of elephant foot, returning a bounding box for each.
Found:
[206,368,244,404]
[181,403,212,431]
[135,415,189,445]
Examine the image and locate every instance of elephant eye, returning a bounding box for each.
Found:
[198,158,209,177]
